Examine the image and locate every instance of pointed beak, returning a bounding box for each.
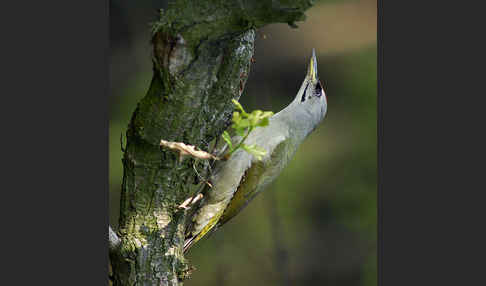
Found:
[307,48,318,82]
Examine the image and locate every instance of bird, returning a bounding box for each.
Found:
[184,49,327,252]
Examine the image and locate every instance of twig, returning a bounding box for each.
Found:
[178,193,204,209]
[160,139,220,161]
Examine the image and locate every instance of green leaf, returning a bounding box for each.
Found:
[232,118,250,136]
[222,131,233,151]
[232,99,247,116]
[248,110,274,127]
[256,117,270,127]
[232,111,241,124]
[261,111,274,118]
[250,110,263,117]
[237,118,250,128]
[234,126,247,137]
[248,110,261,126]
[241,144,267,161]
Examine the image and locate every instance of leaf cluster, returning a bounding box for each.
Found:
[222,99,274,160]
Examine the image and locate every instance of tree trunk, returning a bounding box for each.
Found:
[109,1,315,285]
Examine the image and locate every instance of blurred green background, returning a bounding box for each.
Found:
[110,0,376,285]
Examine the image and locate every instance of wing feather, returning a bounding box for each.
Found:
[218,137,291,226]
[184,121,292,252]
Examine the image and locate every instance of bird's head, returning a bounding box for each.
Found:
[295,49,327,124]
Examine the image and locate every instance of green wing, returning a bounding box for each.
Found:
[184,137,292,252]
[218,138,291,227]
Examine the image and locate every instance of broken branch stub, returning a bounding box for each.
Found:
[160,139,220,161]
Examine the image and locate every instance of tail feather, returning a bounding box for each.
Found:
[183,205,224,253]
[183,236,196,253]
[183,221,220,253]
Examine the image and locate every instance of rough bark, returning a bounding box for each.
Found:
[109,1,315,285]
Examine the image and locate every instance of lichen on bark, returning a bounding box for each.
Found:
[109,1,315,285]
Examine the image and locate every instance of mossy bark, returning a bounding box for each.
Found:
[109,1,315,285]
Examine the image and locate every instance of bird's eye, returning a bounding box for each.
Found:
[314,81,323,97]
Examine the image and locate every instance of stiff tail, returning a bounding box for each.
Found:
[183,236,196,253]
[183,213,222,253]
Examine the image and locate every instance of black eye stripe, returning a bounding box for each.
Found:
[315,81,322,97]
[301,83,308,102]
[301,81,323,102]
